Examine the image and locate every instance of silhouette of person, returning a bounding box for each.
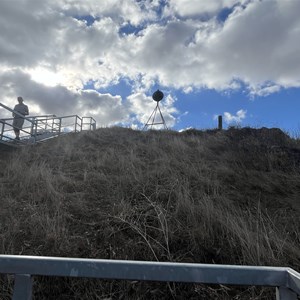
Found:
[12,96,29,140]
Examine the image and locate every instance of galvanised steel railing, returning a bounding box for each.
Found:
[0,103,96,146]
[0,255,299,300]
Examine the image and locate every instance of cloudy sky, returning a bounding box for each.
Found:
[0,0,300,132]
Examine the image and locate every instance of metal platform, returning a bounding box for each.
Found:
[0,102,96,148]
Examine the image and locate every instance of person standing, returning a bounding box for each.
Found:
[12,96,29,140]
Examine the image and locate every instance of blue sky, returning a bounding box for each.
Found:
[92,78,300,133]
[0,0,300,134]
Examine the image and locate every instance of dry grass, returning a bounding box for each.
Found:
[0,126,299,299]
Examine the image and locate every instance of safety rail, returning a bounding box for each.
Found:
[0,255,299,300]
[0,103,96,146]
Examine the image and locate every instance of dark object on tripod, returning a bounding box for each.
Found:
[152,90,164,102]
[143,89,168,130]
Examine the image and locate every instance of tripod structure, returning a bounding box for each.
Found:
[143,89,168,130]
[143,102,168,130]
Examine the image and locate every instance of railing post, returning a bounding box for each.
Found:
[58,118,62,134]
[78,116,82,132]
[218,115,222,130]
[13,274,33,300]
[276,287,298,300]
[51,118,54,133]
[30,118,34,135]
[75,116,77,132]
[0,120,4,140]
[45,116,50,132]
[35,120,38,136]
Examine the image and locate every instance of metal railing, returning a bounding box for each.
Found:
[0,255,299,300]
[0,103,96,146]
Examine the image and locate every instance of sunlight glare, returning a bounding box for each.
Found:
[30,68,63,87]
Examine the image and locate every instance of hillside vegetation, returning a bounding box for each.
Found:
[0,127,300,299]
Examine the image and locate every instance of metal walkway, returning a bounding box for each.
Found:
[0,103,96,147]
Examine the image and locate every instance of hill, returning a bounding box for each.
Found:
[0,127,299,299]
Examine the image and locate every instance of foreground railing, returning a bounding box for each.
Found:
[0,103,96,146]
[0,255,299,300]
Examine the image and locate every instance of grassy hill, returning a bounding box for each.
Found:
[0,127,299,299]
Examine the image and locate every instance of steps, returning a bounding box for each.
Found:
[0,102,96,148]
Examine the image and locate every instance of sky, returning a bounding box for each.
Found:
[0,0,300,133]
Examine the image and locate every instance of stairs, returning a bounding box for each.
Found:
[0,102,96,148]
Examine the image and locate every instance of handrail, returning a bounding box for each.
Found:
[0,119,33,136]
[0,102,96,145]
[0,103,37,126]
[0,255,299,300]
[82,116,96,130]
[0,114,56,122]
[0,103,53,141]
[58,114,82,120]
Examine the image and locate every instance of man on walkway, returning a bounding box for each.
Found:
[12,96,29,140]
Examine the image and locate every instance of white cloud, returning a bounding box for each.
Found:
[223,109,247,124]
[78,90,129,126]
[60,0,156,26]
[249,84,281,97]
[0,69,129,126]
[164,0,241,18]
[200,0,300,90]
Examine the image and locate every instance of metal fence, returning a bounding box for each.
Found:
[0,255,299,300]
[0,103,96,146]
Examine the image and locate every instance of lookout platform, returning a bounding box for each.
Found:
[0,103,96,148]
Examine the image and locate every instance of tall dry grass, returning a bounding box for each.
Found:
[0,126,299,299]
